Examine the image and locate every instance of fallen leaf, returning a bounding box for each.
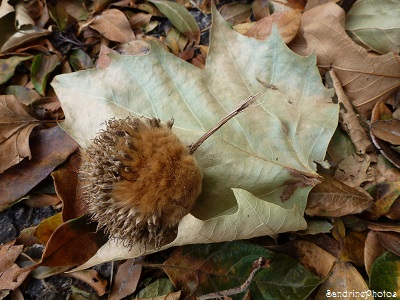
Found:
[64,269,107,296]
[252,0,270,20]
[34,212,63,244]
[364,181,400,220]
[0,56,32,85]
[5,85,40,105]
[69,49,94,71]
[31,53,60,96]
[329,69,371,154]
[371,120,400,145]
[375,231,400,256]
[52,6,338,265]
[289,2,400,114]
[0,95,41,174]
[129,12,152,29]
[163,241,321,298]
[148,0,200,45]
[0,242,31,291]
[270,0,305,11]
[292,240,336,278]
[345,0,400,54]
[244,9,301,43]
[326,128,355,166]
[307,176,373,217]
[0,125,78,211]
[364,230,386,275]
[314,261,373,299]
[369,251,400,297]
[137,278,175,298]
[219,2,252,26]
[366,221,400,233]
[89,9,135,43]
[341,230,367,267]
[109,258,142,300]
[0,12,49,53]
[334,153,374,187]
[39,216,107,267]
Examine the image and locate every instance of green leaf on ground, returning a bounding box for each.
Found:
[52,6,338,267]
[369,251,400,297]
[165,241,322,299]
[0,55,32,84]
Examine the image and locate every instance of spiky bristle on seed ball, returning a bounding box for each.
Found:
[81,117,203,249]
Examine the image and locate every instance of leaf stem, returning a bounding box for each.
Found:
[198,257,270,300]
[188,92,262,154]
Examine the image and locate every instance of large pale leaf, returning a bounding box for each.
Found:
[52,6,338,267]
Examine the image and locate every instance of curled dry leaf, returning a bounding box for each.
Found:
[329,69,371,154]
[334,153,374,187]
[371,120,400,145]
[306,176,373,217]
[0,95,40,174]
[89,9,135,43]
[289,2,400,114]
[365,230,386,275]
[244,9,301,44]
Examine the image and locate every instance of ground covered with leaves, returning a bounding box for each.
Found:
[0,0,400,299]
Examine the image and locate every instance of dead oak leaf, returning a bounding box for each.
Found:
[0,95,41,173]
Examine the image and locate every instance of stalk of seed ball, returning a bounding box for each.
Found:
[81,92,263,249]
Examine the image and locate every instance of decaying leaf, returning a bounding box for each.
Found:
[371,120,400,146]
[52,5,338,267]
[334,153,374,187]
[289,2,400,114]
[0,95,40,174]
[307,176,373,217]
[64,269,107,296]
[365,181,400,220]
[0,56,32,85]
[109,258,142,300]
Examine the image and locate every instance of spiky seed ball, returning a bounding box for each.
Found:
[81,116,203,249]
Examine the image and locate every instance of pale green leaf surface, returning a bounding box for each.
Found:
[345,0,400,54]
[53,7,338,268]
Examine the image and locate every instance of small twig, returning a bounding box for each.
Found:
[188,92,262,154]
[198,257,270,300]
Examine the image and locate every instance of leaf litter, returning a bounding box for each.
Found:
[0,0,399,299]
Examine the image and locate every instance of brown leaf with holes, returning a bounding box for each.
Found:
[289,2,400,114]
[245,9,301,43]
[307,176,373,217]
[0,95,41,174]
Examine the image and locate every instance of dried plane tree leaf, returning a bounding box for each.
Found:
[0,95,40,174]
[306,176,373,217]
[244,9,301,43]
[289,2,400,114]
[329,69,371,154]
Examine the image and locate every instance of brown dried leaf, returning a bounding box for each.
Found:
[307,176,373,217]
[252,0,270,20]
[65,269,107,296]
[365,231,386,275]
[129,12,152,29]
[219,3,252,26]
[364,181,400,220]
[270,0,305,11]
[89,9,135,43]
[341,231,367,267]
[371,120,400,145]
[0,95,40,173]
[0,126,78,211]
[0,242,30,291]
[109,258,142,300]
[334,153,374,187]
[314,262,371,299]
[329,69,372,154]
[244,10,301,43]
[375,231,400,256]
[292,240,336,278]
[289,2,400,114]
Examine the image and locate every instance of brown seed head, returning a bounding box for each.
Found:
[81,116,203,249]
